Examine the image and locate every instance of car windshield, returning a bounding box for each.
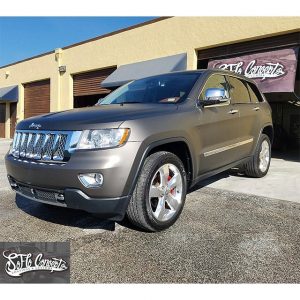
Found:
[99,73,200,105]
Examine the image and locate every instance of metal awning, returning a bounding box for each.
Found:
[0,85,18,102]
[101,53,187,88]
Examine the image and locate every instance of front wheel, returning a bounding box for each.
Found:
[244,134,271,178]
[126,151,187,232]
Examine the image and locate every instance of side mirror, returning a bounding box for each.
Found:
[201,88,229,106]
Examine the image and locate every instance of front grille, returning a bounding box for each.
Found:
[11,130,71,162]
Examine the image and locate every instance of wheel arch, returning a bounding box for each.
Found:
[262,124,274,144]
[147,140,193,184]
[127,137,195,196]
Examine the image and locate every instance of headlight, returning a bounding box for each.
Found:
[77,128,130,150]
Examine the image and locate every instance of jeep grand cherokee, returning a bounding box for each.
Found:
[5,70,273,231]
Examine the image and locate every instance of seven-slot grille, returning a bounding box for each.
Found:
[11,131,69,162]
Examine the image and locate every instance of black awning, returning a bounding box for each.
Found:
[101,53,187,88]
[0,85,18,102]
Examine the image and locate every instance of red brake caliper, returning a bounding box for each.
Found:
[168,175,175,195]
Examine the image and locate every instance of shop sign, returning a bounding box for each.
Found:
[208,48,299,93]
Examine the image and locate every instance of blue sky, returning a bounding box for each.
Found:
[0,17,156,67]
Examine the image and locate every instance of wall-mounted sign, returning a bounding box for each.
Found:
[208,48,299,93]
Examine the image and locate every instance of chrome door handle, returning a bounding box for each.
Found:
[253,107,260,111]
[228,109,239,114]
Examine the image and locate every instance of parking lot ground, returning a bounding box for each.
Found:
[0,139,11,192]
[1,139,300,283]
[199,151,300,203]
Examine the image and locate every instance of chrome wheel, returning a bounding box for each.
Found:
[259,140,270,172]
[149,163,183,222]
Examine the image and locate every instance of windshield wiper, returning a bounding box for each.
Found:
[119,101,143,105]
[98,101,143,106]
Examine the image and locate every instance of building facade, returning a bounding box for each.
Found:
[0,17,299,148]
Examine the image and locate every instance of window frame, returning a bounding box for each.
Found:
[226,75,252,104]
[245,81,265,103]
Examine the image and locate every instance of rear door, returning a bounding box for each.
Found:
[196,74,241,174]
[226,76,260,158]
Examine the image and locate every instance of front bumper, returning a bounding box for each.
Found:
[8,177,130,221]
[5,141,143,220]
[5,142,142,198]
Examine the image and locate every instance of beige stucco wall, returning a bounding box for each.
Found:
[0,16,300,137]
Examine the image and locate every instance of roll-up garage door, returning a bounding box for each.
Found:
[73,67,116,108]
[24,79,50,119]
[10,103,17,138]
[0,103,5,138]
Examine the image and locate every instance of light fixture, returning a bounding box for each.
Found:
[78,173,104,188]
[58,65,66,73]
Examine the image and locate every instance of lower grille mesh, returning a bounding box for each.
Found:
[16,182,64,204]
[35,189,57,202]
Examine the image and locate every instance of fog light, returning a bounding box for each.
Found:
[78,173,104,188]
[55,193,65,202]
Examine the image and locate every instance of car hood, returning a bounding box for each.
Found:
[17,103,179,131]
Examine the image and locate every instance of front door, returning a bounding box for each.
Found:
[196,74,241,175]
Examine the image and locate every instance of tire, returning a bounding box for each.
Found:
[126,151,187,232]
[244,134,271,178]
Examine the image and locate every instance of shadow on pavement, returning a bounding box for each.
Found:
[188,169,240,193]
[272,149,300,162]
[15,194,116,231]
[189,148,300,194]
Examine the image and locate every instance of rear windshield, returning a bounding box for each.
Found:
[100,73,200,105]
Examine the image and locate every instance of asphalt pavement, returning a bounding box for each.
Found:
[1,139,300,283]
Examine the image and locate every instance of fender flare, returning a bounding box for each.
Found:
[126,137,195,196]
[251,123,273,156]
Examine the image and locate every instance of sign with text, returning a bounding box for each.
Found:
[0,242,70,283]
[208,48,299,93]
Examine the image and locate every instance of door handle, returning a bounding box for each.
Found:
[253,107,260,111]
[228,109,239,114]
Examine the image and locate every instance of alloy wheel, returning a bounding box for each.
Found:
[259,140,270,172]
[149,163,183,222]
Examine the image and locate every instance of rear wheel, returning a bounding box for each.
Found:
[126,151,187,232]
[244,134,271,178]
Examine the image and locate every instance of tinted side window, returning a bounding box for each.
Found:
[246,82,264,102]
[199,74,229,101]
[227,76,251,104]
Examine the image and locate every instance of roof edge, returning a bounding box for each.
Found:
[0,16,172,70]
[63,16,172,50]
[0,50,54,70]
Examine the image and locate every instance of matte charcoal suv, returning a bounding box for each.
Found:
[5,70,273,231]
